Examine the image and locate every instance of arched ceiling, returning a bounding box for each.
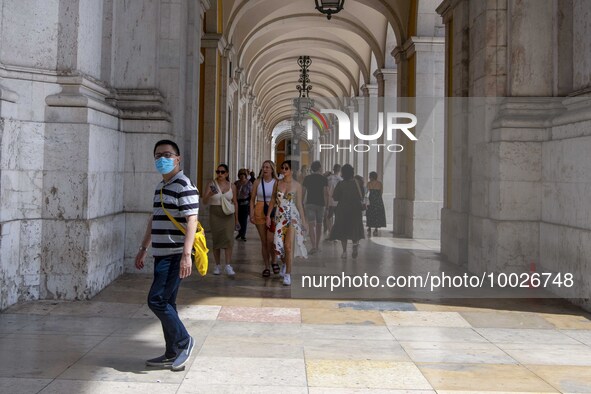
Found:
[219,0,414,139]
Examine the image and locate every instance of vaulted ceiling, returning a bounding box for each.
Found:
[214,0,434,137]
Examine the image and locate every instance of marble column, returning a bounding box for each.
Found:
[393,36,445,239]
[201,33,221,184]
[375,68,398,231]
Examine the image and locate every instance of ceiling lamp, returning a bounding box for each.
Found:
[315,0,345,20]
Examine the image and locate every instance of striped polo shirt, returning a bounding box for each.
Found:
[151,171,199,257]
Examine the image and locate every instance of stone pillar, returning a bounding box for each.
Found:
[437,0,470,266]
[201,33,221,183]
[393,36,445,239]
[245,93,254,166]
[375,68,398,231]
[367,83,379,179]
[572,0,591,91]
[227,64,239,176]
[218,40,231,167]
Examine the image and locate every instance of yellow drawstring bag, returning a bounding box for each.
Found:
[160,188,209,276]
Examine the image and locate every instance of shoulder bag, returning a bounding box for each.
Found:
[160,187,209,276]
[214,180,235,215]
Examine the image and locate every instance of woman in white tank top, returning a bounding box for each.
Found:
[249,160,279,277]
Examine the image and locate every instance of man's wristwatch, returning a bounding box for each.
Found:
[138,246,148,252]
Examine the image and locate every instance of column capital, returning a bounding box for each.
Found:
[200,0,211,18]
[373,68,397,82]
[202,33,223,49]
[436,0,468,22]
[360,84,378,97]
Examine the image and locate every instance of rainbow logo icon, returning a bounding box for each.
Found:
[306,108,329,134]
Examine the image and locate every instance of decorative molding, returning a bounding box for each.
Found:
[107,89,171,120]
[45,76,117,116]
[0,82,18,103]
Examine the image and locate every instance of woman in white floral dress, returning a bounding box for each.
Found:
[266,160,307,285]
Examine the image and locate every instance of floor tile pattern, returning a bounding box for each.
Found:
[1,229,591,393]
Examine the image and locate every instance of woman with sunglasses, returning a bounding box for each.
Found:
[234,168,252,241]
[203,164,239,276]
[250,160,279,277]
[266,160,307,286]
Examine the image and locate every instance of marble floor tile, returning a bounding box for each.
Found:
[178,304,222,320]
[0,377,52,394]
[309,389,435,394]
[527,365,591,393]
[497,343,591,365]
[416,363,557,392]
[459,312,556,329]
[0,314,44,333]
[3,300,64,315]
[208,321,303,338]
[198,335,304,359]
[561,329,591,345]
[129,304,159,319]
[303,338,410,361]
[400,341,517,364]
[436,391,557,394]
[18,315,130,336]
[38,380,179,394]
[185,296,264,307]
[302,324,395,341]
[90,289,148,304]
[129,304,222,321]
[0,351,83,379]
[177,384,308,394]
[381,311,471,327]
[475,328,581,344]
[337,300,417,311]
[110,318,214,337]
[541,313,591,330]
[388,327,487,343]
[87,335,205,358]
[301,308,385,325]
[413,303,498,313]
[182,356,307,387]
[217,306,301,323]
[306,359,432,390]
[261,299,343,309]
[47,301,143,318]
[0,333,105,353]
[55,352,188,383]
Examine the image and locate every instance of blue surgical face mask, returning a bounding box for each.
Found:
[155,157,176,174]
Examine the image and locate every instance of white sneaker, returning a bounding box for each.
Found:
[213,265,221,275]
[283,273,291,286]
[225,264,235,276]
[279,263,286,277]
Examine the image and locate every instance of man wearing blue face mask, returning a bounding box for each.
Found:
[135,139,199,371]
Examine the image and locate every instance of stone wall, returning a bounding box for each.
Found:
[438,0,591,308]
[0,0,205,310]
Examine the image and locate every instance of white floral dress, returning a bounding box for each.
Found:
[273,191,308,259]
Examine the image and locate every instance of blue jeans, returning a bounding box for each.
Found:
[148,254,190,358]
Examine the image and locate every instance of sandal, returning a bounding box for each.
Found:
[271,263,280,274]
[262,269,271,278]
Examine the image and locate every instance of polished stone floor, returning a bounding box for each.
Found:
[2,226,591,393]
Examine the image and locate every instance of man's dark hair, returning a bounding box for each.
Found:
[154,139,180,156]
[333,164,341,173]
[341,164,354,180]
[311,161,321,172]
